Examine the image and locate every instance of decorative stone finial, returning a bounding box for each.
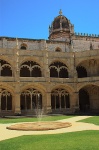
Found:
[16,37,19,49]
[59,9,62,15]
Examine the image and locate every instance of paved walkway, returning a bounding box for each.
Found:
[0,116,99,141]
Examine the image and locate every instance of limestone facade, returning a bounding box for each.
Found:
[0,10,99,116]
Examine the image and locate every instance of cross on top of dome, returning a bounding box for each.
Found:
[59,9,62,15]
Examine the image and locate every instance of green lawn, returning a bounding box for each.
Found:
[78,116,99,125]
[0,131,99,150]
[0,115,74,124]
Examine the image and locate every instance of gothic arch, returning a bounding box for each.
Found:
[49,59,69,68]
[76,66,87,78]
[76,58,99,77]
[78,83,99,91]
[51,88,70,110]
[76,59,99,76]
[20,60,42,77]
[51,84,75,94]
[49,61,68,78]
[0,59,13,76]
[0,56,13,67]
[20,84,46,111]
[20,83,46,94]
[0,83,14,95]
[79,89,90,111]
[78,84,99,112]
[0,87,13,111]
[20,58,43,70]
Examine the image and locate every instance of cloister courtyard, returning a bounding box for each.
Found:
[0,115,99,150]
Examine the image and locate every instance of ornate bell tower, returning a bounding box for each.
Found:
[49,10,74,42]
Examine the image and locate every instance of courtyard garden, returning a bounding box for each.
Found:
[0,115,74,124]
[78,115,99,125]
[0,115,99,150]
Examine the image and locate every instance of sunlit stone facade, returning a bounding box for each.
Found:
[0,10,99,116]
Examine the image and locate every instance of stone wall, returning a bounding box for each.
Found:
[0,38,99,115]
[73,35,99,52]
[0,36,99,53]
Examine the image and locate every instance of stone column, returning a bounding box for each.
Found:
[46,92,52,113]
[14,41,21,115]
[43,41,50,79]
[69,52,77,78]
[70,92,79,113]
[74,92,79,107]
[14,83,21,115]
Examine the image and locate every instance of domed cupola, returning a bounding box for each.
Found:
[49,10,74,41]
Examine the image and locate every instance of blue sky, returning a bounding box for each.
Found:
[0,0,99,39]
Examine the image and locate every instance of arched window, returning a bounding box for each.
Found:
[55,47,62,52]
[76,66,87,78]
[1,89,12,111]
[79,89,90,111]
[0,60,12,76]
[20,88,42,110]
[49,61,68,78]
[20,61,42,77]
[20,43,27,50]
[51,88,70,110]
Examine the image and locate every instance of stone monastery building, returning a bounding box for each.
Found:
[0,10,99,116]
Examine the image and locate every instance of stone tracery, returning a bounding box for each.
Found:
[20,88,42,112]
[20,61,42,77]
[0,88,12,111]
[0,60,12,76]
[51,88,70,110]
[49,61,68,78]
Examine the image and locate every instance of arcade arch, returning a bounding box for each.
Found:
[20,61,42,77]
[76,66,87,78]
[76,59,99,78]
[51,88,70,110]
[49,61,68,78]
[0,88,12,111]
[0,59,12,76]
[79,84,99,112]
[20,88,42,111]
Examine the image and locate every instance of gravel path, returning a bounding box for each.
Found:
[0,116,99,141]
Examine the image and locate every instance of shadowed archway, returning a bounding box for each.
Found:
[20,61,42,77]
[20,88,42,111]
[76,66,87,78]
[49,61,68,78]
[79,89,90,111]
[0,88,12,111]
[0,60,12,76]
[51,88,70,111]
